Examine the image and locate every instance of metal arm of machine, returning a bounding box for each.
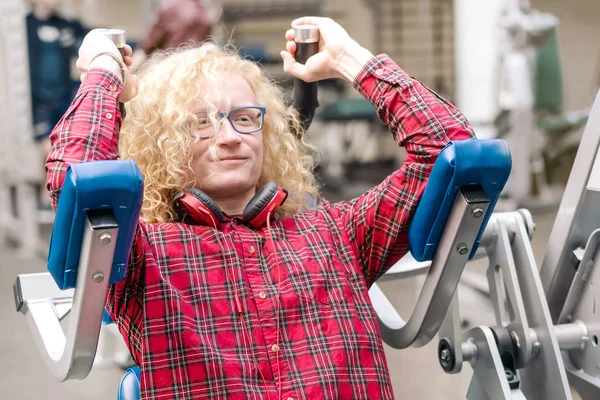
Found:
[374,186,490,349]
[13,212,118,381]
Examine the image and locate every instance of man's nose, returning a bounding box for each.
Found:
[216,119,241,145]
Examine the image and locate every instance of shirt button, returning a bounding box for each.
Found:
[271,344,280,352]
[375,69,384,76]
[109,83,117,92]
[287,398,294,400]
[258,291,267,299]
[248,245,255,254]
[410,96,417,102]
[105,112,113,120]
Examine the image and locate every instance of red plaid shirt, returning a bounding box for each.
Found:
[47,55,475,399]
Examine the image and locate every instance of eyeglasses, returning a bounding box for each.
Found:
[193,106,267,138]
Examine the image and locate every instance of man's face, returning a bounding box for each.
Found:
[189,73,264,200]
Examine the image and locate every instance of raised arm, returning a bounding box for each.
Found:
[46,30,138,206]
[44,30,145,360]
[336,58,474,286]
[282,17,476,286]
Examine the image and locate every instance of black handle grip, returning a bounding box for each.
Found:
[294,41,318,65]
[293,37,319,135]
[117,44,126,117]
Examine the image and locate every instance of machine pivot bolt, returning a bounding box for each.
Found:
[92,272,104,283]
[440,348,450,362]
[99,232,112,244]
[438,338,456,372]
[472,208,484,218]
[456,243,469,255]
[532,342,541,356]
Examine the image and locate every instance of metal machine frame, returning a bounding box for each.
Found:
[371,90,600,399]
[13,212,118,380]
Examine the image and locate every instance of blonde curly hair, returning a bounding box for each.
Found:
[120,43,320,223]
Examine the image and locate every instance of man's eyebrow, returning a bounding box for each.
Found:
[193,105,258,114]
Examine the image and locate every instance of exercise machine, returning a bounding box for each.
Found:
[372,89,600,399]
[13,135,513,398]
[13,23,600,400]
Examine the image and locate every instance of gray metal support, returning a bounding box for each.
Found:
[13,214,118,381]
[373,186,489,349]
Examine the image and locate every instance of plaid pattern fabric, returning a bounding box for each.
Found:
[46,55,475,399]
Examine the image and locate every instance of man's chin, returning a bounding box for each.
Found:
[202,177,256,197]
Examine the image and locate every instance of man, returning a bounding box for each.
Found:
[47,17,475,399]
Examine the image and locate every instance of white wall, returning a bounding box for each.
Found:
[454,0,505,139]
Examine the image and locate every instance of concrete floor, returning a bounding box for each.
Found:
[0,207,581,399]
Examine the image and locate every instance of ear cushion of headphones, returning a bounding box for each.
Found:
[243,182,287,227]
[183,188,224,224]
[243,182,279,222]
[176,188,225,228]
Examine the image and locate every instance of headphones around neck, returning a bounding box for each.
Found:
[174,182,288,228]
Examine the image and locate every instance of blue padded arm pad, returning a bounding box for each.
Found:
[118,366,141,400]
[47,160,144,290]
[408,140,511,261]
